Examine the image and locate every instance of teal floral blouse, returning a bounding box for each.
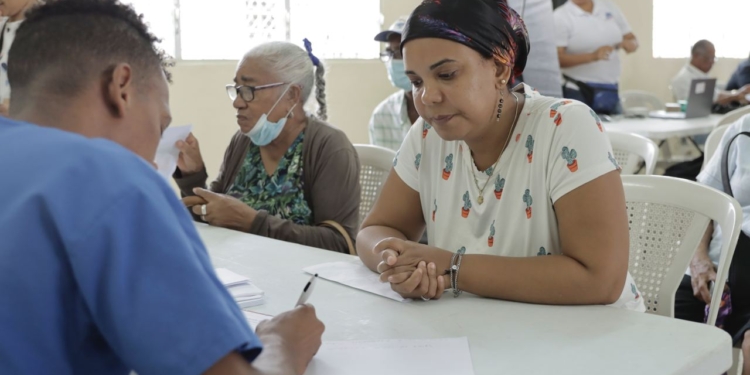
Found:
[227,132,312,225]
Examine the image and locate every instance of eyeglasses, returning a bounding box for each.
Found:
[379,48,403,62]
[225,82,286,102]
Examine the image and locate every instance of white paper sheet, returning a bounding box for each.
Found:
[154,124,193,181]
[303,260,408,302]
[304,337,475,375]
[243,310,272,331]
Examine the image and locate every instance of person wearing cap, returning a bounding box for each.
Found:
[356,0,644,311]
[368,16,420,152]
[176,41,361,254]
[554,0,638,113]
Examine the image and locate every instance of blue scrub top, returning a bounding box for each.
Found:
[0,119,262,375]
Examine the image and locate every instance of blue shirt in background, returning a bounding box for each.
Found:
[0,119,262,375]
[726,59,750,91]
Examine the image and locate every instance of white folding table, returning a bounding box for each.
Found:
[198,224,733,375]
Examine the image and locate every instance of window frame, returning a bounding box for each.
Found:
[132,0,381,61]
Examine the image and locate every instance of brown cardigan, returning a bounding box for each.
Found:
[175,117,361,253]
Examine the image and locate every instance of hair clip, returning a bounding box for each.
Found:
[303,38,320,67]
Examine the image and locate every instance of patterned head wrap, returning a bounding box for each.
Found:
[401,0,530,79]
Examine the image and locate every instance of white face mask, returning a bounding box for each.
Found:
[244,84,298,146]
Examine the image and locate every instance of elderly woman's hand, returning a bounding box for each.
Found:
[176,133,205,175]
[689,253,717,304]
[183,188,258,232]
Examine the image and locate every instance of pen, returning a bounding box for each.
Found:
[295,273,318,307]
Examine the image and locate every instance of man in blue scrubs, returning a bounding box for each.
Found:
[0,1,323,374]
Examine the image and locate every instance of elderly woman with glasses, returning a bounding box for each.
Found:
[175,40,361,253]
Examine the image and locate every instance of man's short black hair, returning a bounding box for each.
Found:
[8,0,171,104]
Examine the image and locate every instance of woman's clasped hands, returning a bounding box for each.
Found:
[373,237,454,301]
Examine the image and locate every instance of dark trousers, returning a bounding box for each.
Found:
[675,233,750,346]
[562,86,623,115]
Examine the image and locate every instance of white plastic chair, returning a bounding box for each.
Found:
[622,175,742,325]
[607,132,659,175]
[620,90,666,115]
[717,106,750,127]
[703,110,750,169]
[703,124,731,169]
[354,144,396,226]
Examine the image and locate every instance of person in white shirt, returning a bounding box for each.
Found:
[507,0,562,98]
[368,17,419,152]
[674,115,750,375]
[0,0,38,116]
[554,0,637,112]
[671,40,750,107]
[357,0,644,312]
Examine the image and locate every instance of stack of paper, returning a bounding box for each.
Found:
[215,268,265,308]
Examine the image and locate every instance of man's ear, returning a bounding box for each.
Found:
[103,63,134,118]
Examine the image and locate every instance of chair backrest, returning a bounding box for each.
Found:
[622,175,742,324]
[703,124,731,169]
[717,106,750,127]
[620,90,666,112]
[607,132,660,175]
[354,144,396,225]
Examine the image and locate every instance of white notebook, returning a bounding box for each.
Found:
[215,268,265,308]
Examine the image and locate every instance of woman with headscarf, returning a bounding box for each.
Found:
[357,0,644,311]
[177,40,361,254]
